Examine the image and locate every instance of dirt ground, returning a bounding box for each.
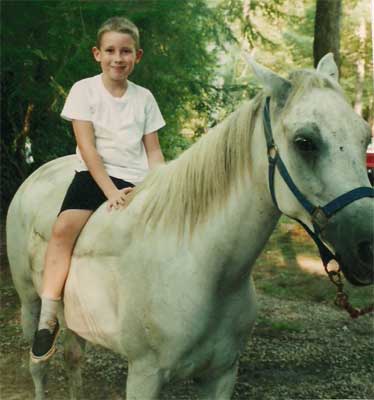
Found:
[1,219,373,400]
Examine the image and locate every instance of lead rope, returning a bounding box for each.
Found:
[299,219,374,319]
[324,263,374,319]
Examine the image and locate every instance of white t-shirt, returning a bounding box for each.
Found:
[61,74,166,184]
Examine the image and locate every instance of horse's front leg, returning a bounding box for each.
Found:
[195,362,238,400]
[29,358,49,400]
[126,356,166,400]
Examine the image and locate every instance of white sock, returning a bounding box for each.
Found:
[38,297,61,332]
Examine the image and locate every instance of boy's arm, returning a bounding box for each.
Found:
[143,132,165,170]
[72,120,131,210]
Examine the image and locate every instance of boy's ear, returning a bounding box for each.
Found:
[92,47,101,62]
[135,49,143,64]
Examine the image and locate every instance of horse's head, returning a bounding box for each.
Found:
[246,53,373,286]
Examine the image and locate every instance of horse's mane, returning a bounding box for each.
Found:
[127,69,343,234]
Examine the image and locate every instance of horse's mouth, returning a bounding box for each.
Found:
[339,258,374,287]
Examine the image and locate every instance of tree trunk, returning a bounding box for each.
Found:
[313,0,342,71]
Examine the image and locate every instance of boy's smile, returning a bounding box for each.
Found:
[92,31,143,91]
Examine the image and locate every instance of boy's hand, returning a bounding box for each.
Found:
[107,187,134,211]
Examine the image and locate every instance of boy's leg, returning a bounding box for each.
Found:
[31,209,92,363]
[41,209,92,299]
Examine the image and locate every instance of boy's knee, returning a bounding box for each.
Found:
[52,218,81,241]
[52,221,72,241]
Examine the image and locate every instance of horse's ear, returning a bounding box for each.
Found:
[316,53,339,82]
[243,52,292,107]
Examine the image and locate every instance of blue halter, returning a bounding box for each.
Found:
[263,96,374,267]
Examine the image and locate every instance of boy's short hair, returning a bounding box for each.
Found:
[97,17,140,49]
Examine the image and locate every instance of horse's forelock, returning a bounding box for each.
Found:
[283,69,345,111]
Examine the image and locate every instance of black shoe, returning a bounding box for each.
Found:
[30,320,60,363]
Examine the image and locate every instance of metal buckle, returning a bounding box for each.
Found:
[312,206,329,230]
[268,145,278,161]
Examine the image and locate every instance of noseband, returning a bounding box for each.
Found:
[263,96,374,317]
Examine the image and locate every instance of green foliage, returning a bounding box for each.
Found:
[340,1,373,119]
[212,0,303,116]
[214,0,371,121]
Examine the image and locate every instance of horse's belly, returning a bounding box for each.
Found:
[64,255,122,352]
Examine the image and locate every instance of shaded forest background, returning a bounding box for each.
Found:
[1,0,372,214]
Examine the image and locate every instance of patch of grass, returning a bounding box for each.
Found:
[255,315,305,336]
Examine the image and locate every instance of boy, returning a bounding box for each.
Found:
[31,17,166,362]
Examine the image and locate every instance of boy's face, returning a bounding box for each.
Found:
[92,31,143,83]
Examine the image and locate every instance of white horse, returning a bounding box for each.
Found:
[6,54,373,400]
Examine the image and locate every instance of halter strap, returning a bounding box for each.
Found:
[264,97,316,215]
[322,187,374,218]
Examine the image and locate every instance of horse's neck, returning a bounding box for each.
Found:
[193,122,280,285]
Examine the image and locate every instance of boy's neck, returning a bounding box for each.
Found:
[101,74,128,98]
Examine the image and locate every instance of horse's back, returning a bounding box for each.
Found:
[10,156,77,234]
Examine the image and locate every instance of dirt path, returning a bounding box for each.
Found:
[1,219,373,399]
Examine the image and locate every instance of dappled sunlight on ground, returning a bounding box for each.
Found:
[296,255,342,277]
[296,255,325,276]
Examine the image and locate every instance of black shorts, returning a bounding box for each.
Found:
[59,171,135,214]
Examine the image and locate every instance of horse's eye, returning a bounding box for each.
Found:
[294,137,318,153]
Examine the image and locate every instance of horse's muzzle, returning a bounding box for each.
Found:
[357,240,374,267]
[337,239,374,286]
[323,203,374,287]
[343,240,374,286]
[339,258,374,287]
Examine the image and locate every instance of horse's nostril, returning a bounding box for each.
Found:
[357,241,374,266]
